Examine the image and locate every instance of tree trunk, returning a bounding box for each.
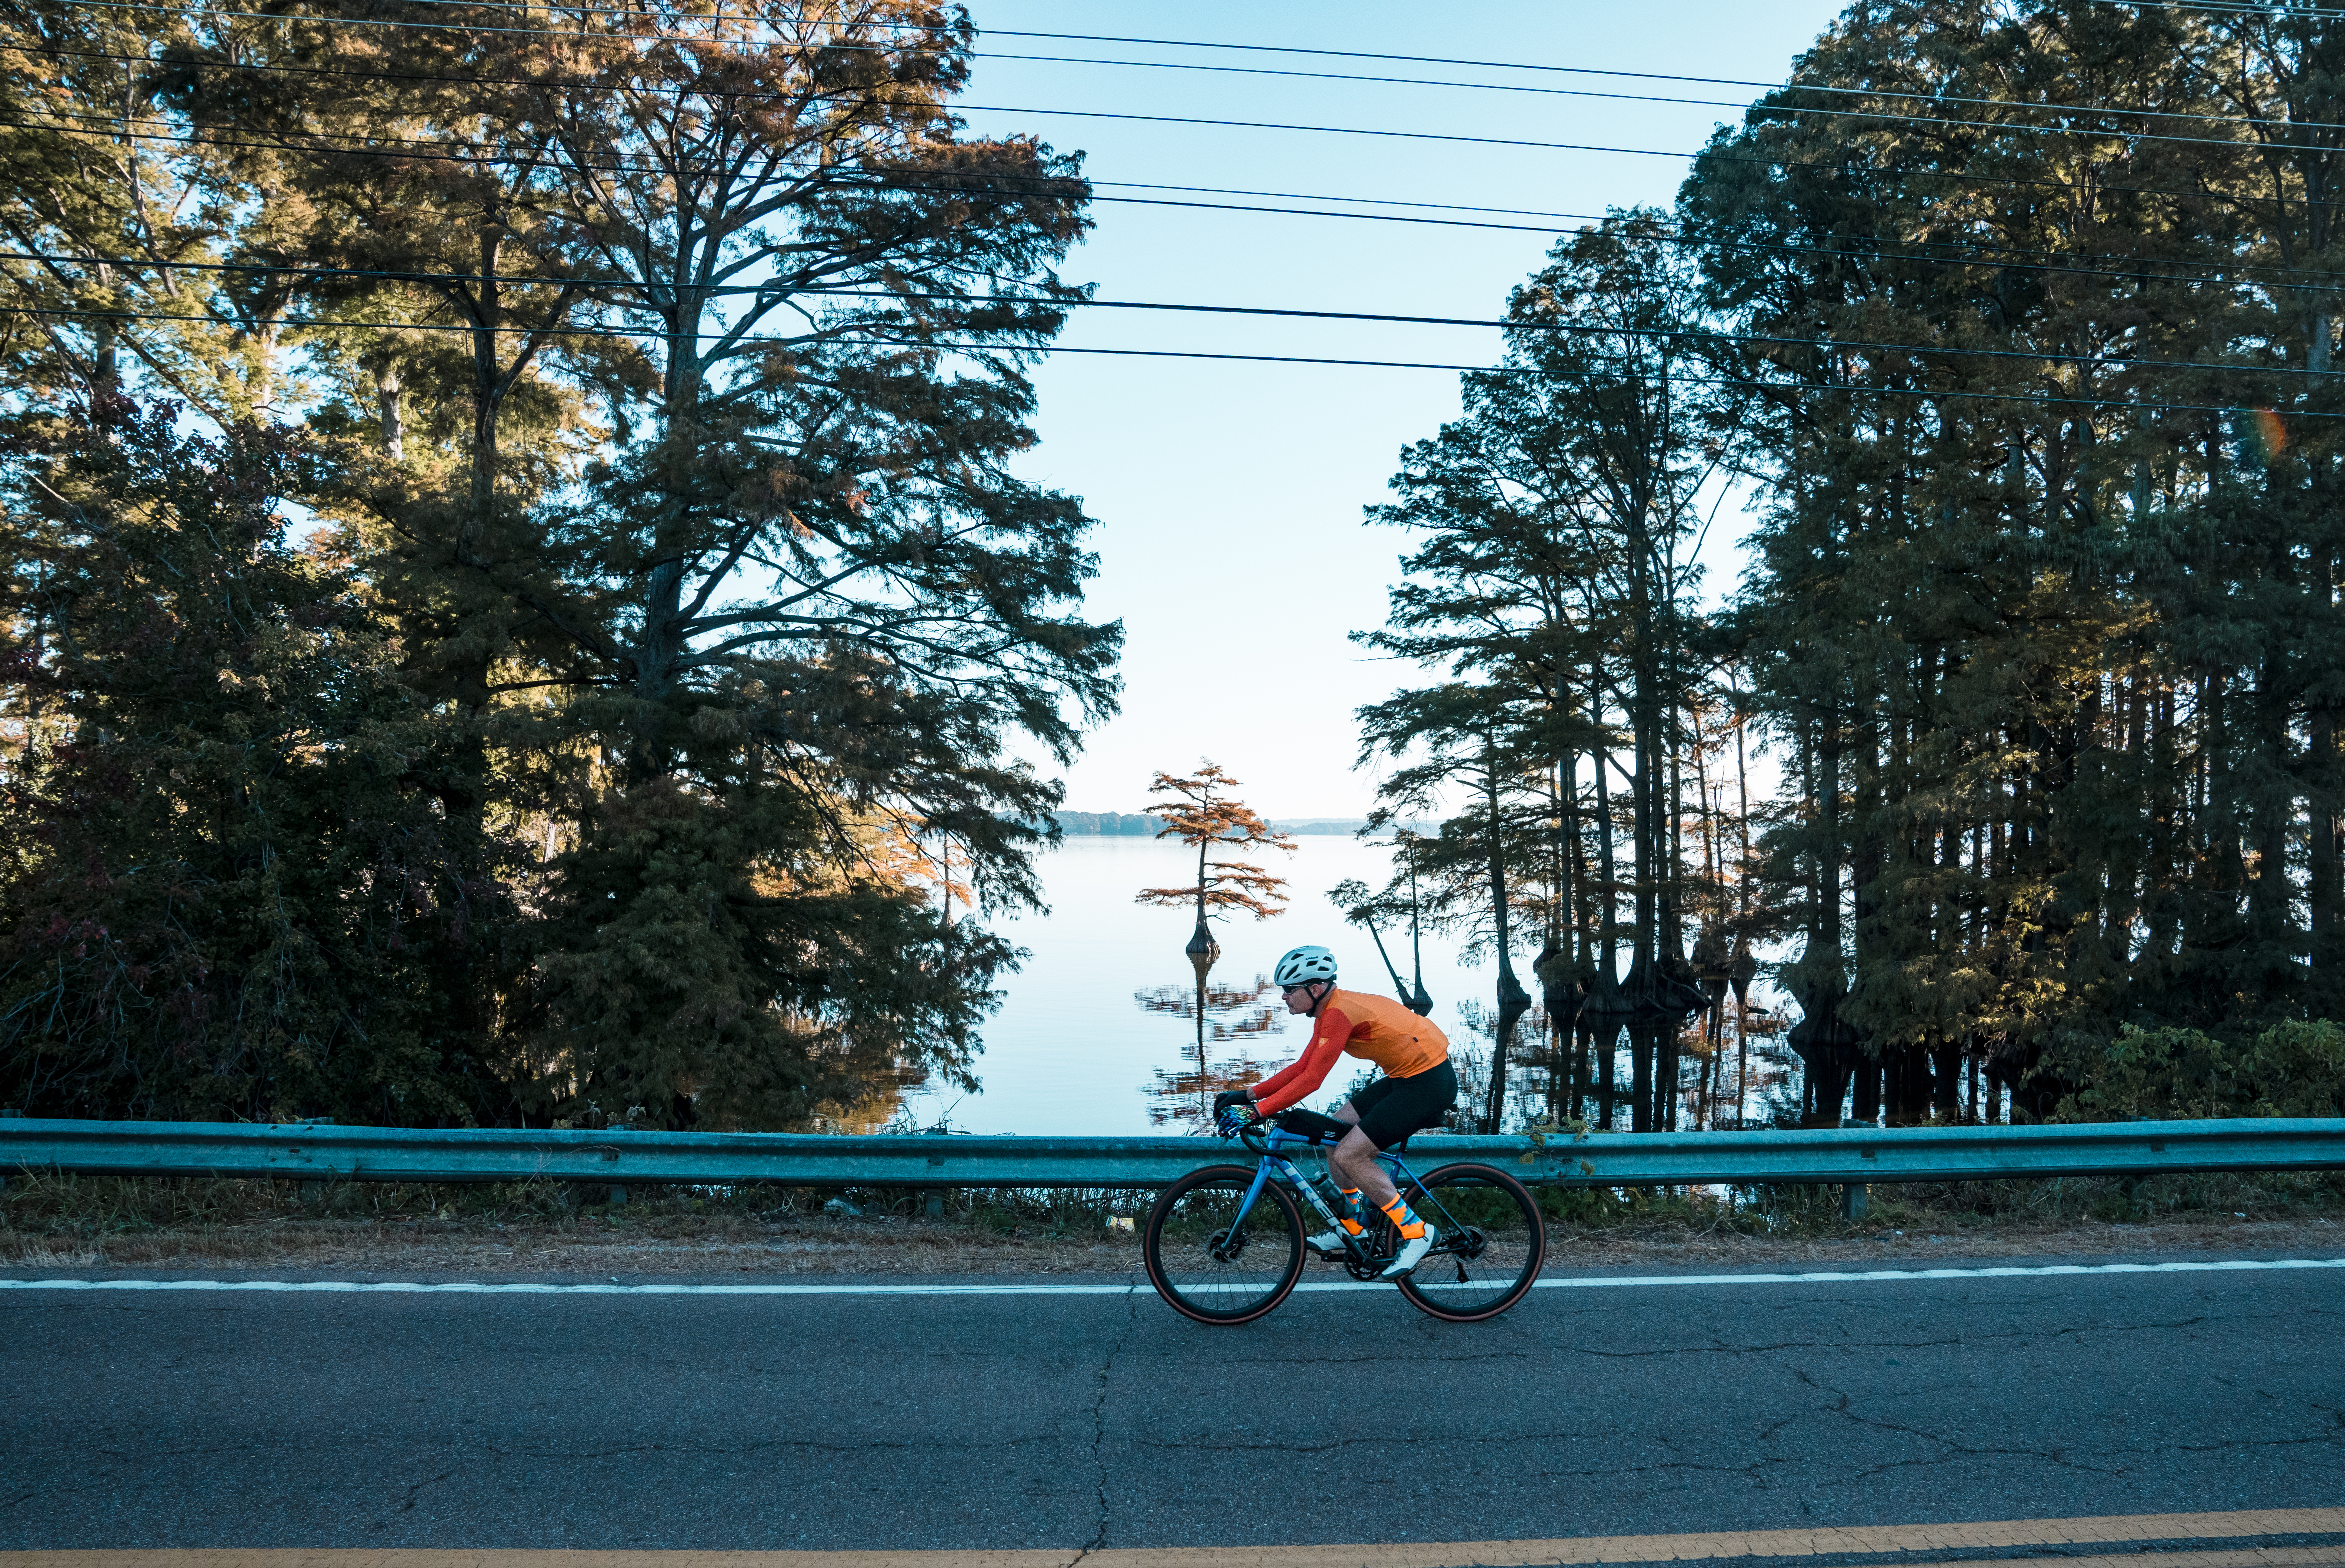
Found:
[376,362,404,461]
[1186,835,1220,967]
[1628,1016,1654,1133]
[468,228,505,540]
[1930,1044,1962,1121]
[1595,1019,1618,1129]
[1592,737,1622,1005]
[1485,759,1530,1133]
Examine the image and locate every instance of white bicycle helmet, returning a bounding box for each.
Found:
[1273,945,1339,988]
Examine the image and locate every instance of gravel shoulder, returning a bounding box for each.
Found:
[6,1208,2341,1279]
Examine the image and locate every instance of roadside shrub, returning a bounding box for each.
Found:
[2058,1020,2345,1120]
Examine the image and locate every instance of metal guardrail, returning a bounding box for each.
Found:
[1,1115,2342,1189]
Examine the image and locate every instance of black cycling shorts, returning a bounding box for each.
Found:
[1347,1059,1459,1150]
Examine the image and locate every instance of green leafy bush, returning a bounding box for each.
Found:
[2061,1021,2345,1120]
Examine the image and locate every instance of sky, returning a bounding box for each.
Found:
[949,1,1849,821]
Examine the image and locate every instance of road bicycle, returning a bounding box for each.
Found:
[1141,1111,1547,1326]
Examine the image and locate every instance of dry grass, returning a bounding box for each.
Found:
[3,1167,2341,1278]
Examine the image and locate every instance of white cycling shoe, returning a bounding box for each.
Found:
[1379,1226,1439,1279]
[1306,1229,1357,1256]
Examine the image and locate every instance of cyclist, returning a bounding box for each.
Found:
[1214,945,1458,1278]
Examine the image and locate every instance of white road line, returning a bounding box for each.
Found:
[0,1256,2339,1297]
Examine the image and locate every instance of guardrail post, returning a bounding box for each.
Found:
[607,1122,633,1207]
[1841,1182,1868,1220]
[921,1189,945,1220]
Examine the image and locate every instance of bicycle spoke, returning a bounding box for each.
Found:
[1396,1163,1545,1321]
[1144,1168,1305,1324]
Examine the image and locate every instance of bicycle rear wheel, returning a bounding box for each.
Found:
[1143,1165,1305,1326]
[1396,1162,1546,1322]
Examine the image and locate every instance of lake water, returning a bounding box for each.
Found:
[895,835,1499,1137]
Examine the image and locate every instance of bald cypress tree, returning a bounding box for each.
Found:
[1684,0,2345,1120]
[0,0,1120,1128]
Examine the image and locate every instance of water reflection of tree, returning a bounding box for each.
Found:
[1487,996,1802,1133]
[1137,973,1288,1127]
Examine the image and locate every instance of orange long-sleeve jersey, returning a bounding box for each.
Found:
[1248,987,1450,1115]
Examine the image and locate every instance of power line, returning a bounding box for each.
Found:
[23,16,2345,209]
[22,48,2345,290]
[6,301,2328,422]
[34,0,2326,136]
[4,25,2283,260]
[9,266,2339,385]
[28,78,2345,226]
[1007,100,2345,218]
[1088,191,2339,293]
[21,31,2345,286]
[14,102,2344,297]
[28,6,2345,148]
[953,100,2345,199]
[37,0,912,43]
[13,28,2280,141]
[2088,0,2345,21]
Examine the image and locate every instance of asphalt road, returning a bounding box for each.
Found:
[4,1259,2341,1552]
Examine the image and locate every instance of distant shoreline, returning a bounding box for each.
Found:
[1045,812,1416,837]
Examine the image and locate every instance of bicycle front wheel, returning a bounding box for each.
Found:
[1396,1162,1547,1323]
[1143,1165,1305,1326]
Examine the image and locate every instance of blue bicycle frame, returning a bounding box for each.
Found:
[1228,1120,1425,1243]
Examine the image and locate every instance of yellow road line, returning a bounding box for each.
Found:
[9,1512,2345,1568]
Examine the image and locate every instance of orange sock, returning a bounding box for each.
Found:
[1338,1187,1366,1236]
[1379,1194,1426,1240]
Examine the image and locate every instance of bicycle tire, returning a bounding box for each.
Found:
[1395,1161,1547,1323]
[1143,1164,1306,1326]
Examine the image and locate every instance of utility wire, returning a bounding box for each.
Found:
[20,32,2310,139]
[15,35,2345,289]
[4,302,2329,422]
[34,0,2329,133]
[27,84,2345,224]
[26,15,2345,204]
[48,26,2345,147]
[1089,191,2342,293]
[16,106,2345,295]
[34,17,2345,224]
[953,100,2345,199]
[10,274,2339,385]
[2088,0,2345,21]
[27,9,2345,147]
[39,0,926,42]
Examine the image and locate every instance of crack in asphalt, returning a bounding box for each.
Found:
[1567,1316,2253,1361]
[497,1436,1067,1459]
[1782,1365,2344,1482]
[1155,1348,1534,1368]
[1136,1427,1605,1456]
[396,1468,455,1513]
[11,1271,2345,1548]
[1067,1271,1141,1568]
